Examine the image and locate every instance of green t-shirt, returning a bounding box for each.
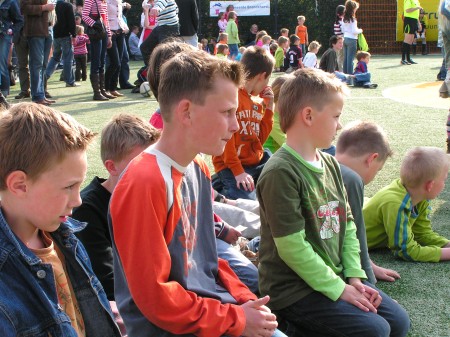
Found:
[263,112,285,154]
[257,145,366,310]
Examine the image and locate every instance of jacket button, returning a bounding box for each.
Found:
[37,270,46,279]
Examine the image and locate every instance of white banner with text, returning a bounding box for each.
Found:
[210,1,270,17]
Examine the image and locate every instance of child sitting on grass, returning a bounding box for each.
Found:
[0,103,121,336]
[364,146,450,262]
[213,46,275,200]
[257,69,410,337]
[353,51,378,89]
[302,40,321,68]
[335,120,401,284]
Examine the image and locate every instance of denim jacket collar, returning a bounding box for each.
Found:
[0,208,87,266]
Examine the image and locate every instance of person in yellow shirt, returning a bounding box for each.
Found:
[401,0,422,65]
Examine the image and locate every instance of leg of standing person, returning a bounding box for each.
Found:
[446,110,450,153]
[81,54,87,81]
[27,37,46,103]
[343,37,356,74]
[43,27,54,100]
[0,34,12,97]
[119,43,133,89]
[89,37,108,101]
[75,55,82,81]
[440,30,450,97]
[14,31,31,99]
[180,33,198,47]
[61,36,76,86]
[105,33,122,96]
[140,25,161,66]
[45,37,63,81]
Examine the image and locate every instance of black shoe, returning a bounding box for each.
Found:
[15,91,31,99]
[363,83,378,89]
[0,95,10,109]
[407,59,417,64]
[400,60,411,65]
[119,83,135,90]
[45,91,53,98]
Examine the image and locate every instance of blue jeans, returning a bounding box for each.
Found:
[228,43,238,58]
[217,150,271,200]
[343,37,357,74]
[105,32,124,91]
[354,72,372,86]
[0,34,12,96]
[216,238,258,293]
[90,35,108,75]
[46,36,75,85]
[274,282,410,337]
[119,43,130,87]
[28,28,53,101]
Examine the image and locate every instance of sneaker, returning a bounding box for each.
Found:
[407,59,417,64]
[15,91,30,99]
[66,82,80,87]
[400,60,411,65]
[363,83,378,89]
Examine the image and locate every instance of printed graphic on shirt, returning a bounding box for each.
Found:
[238,105,262,136]
[179,180,198,276]
[317,201,341,239]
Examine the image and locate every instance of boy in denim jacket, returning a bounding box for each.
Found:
[0,103,121,336]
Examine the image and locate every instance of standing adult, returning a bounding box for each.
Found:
[401,0,422,65]
[0,0,23,109]
[12,0,30,101]
[175,0,198,47]
[341,0,362,74]
[244,23,258,47]
[45,0,78,88]
[104,0,129,98]
[82,0,113,101]
[139,0,179,66]
[21,0,55,105]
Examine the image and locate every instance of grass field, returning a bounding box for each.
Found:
[12,54,449,336]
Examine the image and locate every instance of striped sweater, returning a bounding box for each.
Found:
[153,0,178,27]
[82,0,112,37]
[73,35,90,55]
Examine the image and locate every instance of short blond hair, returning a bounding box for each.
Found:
[277,36,289,46]
[308,40,321,52]
[101,114,160,163]
[0,103,95,190]
[336,121,393,161]
[400,147,450,188]
[262,35,271,44]
[297,15,305,22]
[76,25,84,35]
[278,68,347,133]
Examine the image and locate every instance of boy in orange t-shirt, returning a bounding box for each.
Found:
[295,15,309,57]
[212,46,275,200]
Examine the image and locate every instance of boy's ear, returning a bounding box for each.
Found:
[104,159,119,176]
[366,153,379,166]
[6,171,29,195]
[174,99,192,125]
[301,107,313,126]
[424,180,434,192]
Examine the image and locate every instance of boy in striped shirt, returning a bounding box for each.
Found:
[364,146,450,262]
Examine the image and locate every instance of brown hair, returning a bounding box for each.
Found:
[356,50,371,61]
[277,36,289,46]
[158,49,243,123]
[272,74,294,104]
[240,46,275,80]
[400,147,450,188]
[336,121,393,161]
[278,68,347,133]
[255,30,267,42]
[227,11,237,20]
[217,43,229,54]
[101,114,160,163]
[0,103,95,190]
[343,0,359,23]
[280,28,289,35]
[147,40,194,100]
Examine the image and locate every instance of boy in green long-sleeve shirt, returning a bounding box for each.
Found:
[364,146,450,262]
[257,68,410,337]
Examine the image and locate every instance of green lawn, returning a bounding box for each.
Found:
[13,54,449,336]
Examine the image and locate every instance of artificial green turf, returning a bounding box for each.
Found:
[13,55,448,336]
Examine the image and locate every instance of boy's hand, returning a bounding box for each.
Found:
[241,296,278,337]
[372,263,400,282]
[235,172,255,191]
[339,283,378,313]
[259,86,274,112]
[223,226,242,245]
[348,278,382,308]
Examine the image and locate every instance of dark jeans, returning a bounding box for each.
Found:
[215,149,271,200]
[75,54,87,81]
[14,32,30,93]
[275,282,410,337]
[140,24,179,66]
[119,44,130,87]
[105,32,124,91]
[28,28,53,102]
[90,35,108,75]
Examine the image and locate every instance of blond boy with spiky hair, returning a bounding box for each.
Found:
[364,146,450,262]
[0,102,121,336]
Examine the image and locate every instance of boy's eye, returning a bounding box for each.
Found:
[65,184,76,190]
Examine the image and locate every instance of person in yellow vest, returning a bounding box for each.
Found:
[401,0,422,65]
